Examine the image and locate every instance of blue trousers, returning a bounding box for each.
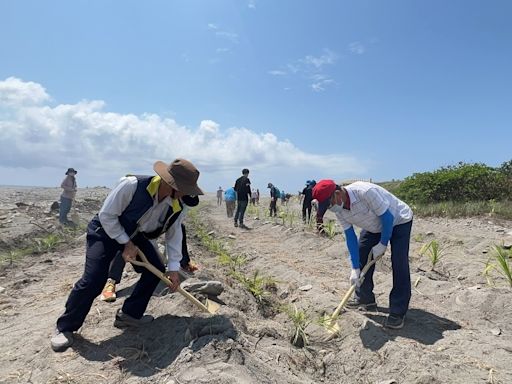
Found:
[56,219,165,332]
[356,220,413,317]
[59,197,72,224]
[234,200,248,224]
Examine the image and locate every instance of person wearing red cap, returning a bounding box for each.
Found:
[312,179,413,329]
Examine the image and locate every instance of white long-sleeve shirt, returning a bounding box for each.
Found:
[98,176,184,271]
[334,182,413,233]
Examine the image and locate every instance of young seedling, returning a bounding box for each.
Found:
[322,220,337,239]
[239,270,270,302]
[419,239,446,270]
[283,304,311,348]
[34,233,61,254]
[305,214,316,230]
[484,245,512,287]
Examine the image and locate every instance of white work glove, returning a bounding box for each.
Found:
[372,242,387,258]
[350,268,361,287]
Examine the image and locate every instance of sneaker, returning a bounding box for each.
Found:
[345,298,377,311]
[385,314,405,329]
[100,278,117,302]
[114,309,154,328]
[234,222,239,227]
[51,329,74,352]
[180,262,199,276]
[239,224,249,229]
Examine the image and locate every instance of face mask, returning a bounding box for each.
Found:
[330,201,344,213]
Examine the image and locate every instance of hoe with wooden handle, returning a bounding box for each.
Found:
[131,249,220,314]
[323,251,383,339]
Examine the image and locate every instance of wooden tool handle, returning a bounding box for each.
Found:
[132,249,211,313]
[330,252,383,319]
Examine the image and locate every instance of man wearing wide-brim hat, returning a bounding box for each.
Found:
[51,158,204,352]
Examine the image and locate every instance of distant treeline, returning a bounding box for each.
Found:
[381,160,512,204]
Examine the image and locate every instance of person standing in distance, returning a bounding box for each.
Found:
[233,168,251,229]
[59,168,77,225]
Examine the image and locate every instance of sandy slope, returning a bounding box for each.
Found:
[1,187,511,384]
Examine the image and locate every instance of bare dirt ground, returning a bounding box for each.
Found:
[1,186,512,384]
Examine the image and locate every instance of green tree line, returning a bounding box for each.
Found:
[391,160,512,204]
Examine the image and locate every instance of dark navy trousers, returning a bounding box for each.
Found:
[355,220,413,317]
[234,200,248,224]
[56,220,165,332]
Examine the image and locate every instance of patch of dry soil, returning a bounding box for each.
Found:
[1,187,511,383]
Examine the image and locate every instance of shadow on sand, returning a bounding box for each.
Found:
[72,314,237,377]
[360,308,461,351]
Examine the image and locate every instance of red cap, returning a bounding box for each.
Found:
[312,179,336,203]
[312,179,336,218]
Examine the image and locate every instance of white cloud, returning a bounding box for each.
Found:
[300,49,337,69]
[208,23,238,43]
[0,77,368,189]
[268,70,287,76]
[349,41,365,55]
[0,76,50,106]
[270,49,338,92]
[248,0,256,9]
[215,31,238,43]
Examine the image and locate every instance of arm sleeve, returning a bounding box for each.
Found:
[98,177,138,245]
[164,213,185,271]
[344,226,360,269]
[379,209,394,245]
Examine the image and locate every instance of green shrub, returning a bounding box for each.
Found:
[396,162,511,204]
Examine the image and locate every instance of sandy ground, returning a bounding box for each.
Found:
[1,186,512,384]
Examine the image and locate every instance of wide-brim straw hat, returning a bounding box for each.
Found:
[153,159,204,196]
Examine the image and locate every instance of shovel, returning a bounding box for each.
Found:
[131,249,220,314]
[323,251,383,338]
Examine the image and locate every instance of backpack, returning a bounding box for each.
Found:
[273,187,281,199]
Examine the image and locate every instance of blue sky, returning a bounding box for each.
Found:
[1,0,511,193]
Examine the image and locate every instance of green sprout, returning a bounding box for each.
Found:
[484,245,512,287]
[283,304,311,348]
[419,239,446,270]
[322,220,337,239]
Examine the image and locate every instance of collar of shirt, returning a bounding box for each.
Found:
[345,188,357,209]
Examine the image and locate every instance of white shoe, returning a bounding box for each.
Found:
[51,329,74,352]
